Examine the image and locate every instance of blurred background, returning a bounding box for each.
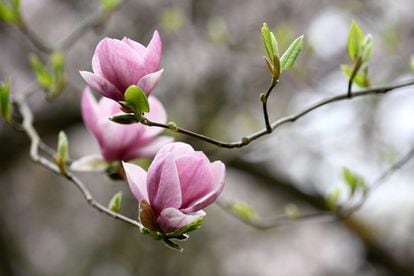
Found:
[1,0,414,275]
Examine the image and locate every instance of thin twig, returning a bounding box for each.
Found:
[39,141,57,158]
[65,172,143,230]
[217,144,414,229]
[347,57,362,98]
[261,80,278,132]
[344,145,414,215]
[142,78,414,149]
[371,146,414,190]
[216,199,334,230]
[15,97,143,230]
[140,118,249,148]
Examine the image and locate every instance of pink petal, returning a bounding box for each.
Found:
[181,161,225,213]
[81,94,145,161]
[122,31,162,73]
[81,87,101,138]
[147,153,182,214]
[97,96,122,117]
[146,96,167,123]
[156,142,195,158]
[140,95,168,138]
[122,36,146,56]
[127,136,174,160]
[175,152,215,208]
[80,71,124,101]
[81,88,127,161]
[157,208,205,233]
[137,69,164,96]
[95,38,147,92]
[123,162,149,202]
[98,120,144,161]
[92,52,103,76]
[143,30,162,72]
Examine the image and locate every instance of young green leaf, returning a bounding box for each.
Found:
[52,52,64,76]
[55,131,69,175]
[280,35,304,71]
[360,34,373,62]
[342,167,366,196]
[270,32,279,57]
[57,131,69,161]
[124,85,150,120]
[0,79,12,123]
[108,191,123,213]
[30,54,53,89]
[50,52,66,98]
[261,23,274,62]
[347,21,364,60]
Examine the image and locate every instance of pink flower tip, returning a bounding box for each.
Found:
[123,142,226,233]
[80,31,163,101]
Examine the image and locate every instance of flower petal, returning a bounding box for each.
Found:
[97,120,144,161]
[81,91,142,161]
[96,96,122,117]
[95,38,146,92]
[140,95,168,138]
[122,36,146,56]
[147,153,182,214]
[181,161,225,213]
[127,136,174,159]
[80,71,124,101]
[175,152,215,208]
[137,69,163,96]
[81,87,98,133]
[81,87,112,141]
[92,52,103,76]
[70,154,108,172]
[123,162,149,202]
[156,142,195,158]
[157,207,205,233]
[143,30,162,72]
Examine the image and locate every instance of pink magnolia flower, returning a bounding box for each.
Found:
[81,87,172,162]
[80,31,163,101]
[123,142,226,233]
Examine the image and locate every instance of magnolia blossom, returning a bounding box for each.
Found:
[81,87,172,162]
[80,31,163,101]
[123,142,225,233]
